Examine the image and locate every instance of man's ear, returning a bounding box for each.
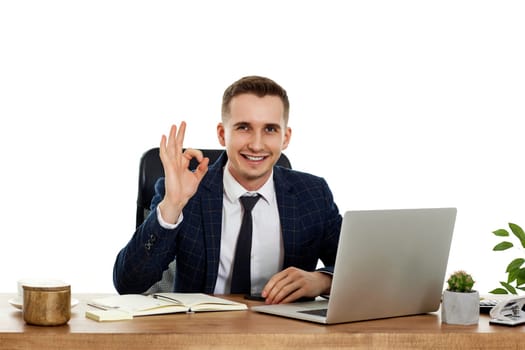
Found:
[281,126,292,150]
[217,122,226,146]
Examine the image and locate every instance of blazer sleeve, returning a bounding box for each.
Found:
[315,177,342,274]
[113,178,179,294]
[277,168,342,275]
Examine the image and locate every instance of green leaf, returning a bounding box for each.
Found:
[506,258,525,272]
[508,269,518,283]
[489,288,508,294]
[509,223,525,248]
[493,229,510,237]
[517,268,525,286]
[493,241,514,251]
[500,281,518,295]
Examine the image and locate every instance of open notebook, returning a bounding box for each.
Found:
[86,293,247,321]
[252,208,457,324]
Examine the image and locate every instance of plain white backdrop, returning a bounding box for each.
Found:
[1,1,524,295]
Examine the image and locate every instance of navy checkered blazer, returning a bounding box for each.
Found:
[113,152,342,294]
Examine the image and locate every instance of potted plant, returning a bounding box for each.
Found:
[490,222,525,295]
[441,270,479,325]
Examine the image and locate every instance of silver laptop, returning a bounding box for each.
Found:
[252,208,457,324]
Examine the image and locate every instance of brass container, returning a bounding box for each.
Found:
[23,285,71,326]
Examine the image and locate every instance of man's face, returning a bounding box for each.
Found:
[217,93,291,191]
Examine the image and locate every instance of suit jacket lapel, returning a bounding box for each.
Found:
[199,153,227,292]
[273,166,297,268]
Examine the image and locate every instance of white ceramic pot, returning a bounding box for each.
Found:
[441,290,480,325]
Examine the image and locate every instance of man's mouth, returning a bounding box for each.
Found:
[243,154,266,161]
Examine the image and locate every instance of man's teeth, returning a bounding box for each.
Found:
[246,155,264,161]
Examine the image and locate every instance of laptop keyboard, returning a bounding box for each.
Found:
[298,308,328,317]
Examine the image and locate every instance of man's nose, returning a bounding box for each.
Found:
[248,132,264,151]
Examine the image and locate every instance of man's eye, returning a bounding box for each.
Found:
[266,127,277,133]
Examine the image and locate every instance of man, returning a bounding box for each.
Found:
[113,76,342,304]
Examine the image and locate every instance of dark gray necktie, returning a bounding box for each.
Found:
[230,195,260,294]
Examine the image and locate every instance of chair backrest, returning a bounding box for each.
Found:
[136,148,292,227]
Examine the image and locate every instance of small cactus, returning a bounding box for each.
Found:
[446,270,475,293]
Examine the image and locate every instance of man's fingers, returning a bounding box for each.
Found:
[194,157,209,180]
[159,134,169,163]
[262,270,293,304]
[279,287,304,304]
[262,270,287,298]
[182,148,209,178]
[175,121,187,152]
[268,282,301,304]
[167,124,178,154]
[262,267,329,304]
[182,148,204,162]
[160,122,190,162]
[163,122,186,157]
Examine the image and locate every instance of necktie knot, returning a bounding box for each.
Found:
[240,195,260,213]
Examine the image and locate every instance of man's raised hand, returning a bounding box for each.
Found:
[158,122,209,224]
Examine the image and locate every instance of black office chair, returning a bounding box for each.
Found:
[136,147,292,227]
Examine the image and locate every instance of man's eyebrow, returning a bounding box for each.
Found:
[231,121,248,126]
[265,123,281,130]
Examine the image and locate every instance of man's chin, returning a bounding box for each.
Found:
[243,169,270,180]
[238,168,272,185]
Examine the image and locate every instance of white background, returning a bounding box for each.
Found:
[0,1,524,295]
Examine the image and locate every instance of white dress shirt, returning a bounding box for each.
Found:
[157,167,284,294]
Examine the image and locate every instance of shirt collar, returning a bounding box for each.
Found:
[223,165,274,205]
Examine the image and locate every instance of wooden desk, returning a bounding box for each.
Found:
[0,293,523,349]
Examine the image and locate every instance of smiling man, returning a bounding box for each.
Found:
[113,76,342,304]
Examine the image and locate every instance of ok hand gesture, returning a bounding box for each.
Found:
[158,122,209,224]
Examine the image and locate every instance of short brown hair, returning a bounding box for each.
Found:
[221,76,290,124]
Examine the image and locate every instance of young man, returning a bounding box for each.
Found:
[113,76,342,304]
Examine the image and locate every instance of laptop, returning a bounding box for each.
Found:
[251,207,457,324]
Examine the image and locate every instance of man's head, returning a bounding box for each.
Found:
[217,76,292,191]
[221,76,290,126]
